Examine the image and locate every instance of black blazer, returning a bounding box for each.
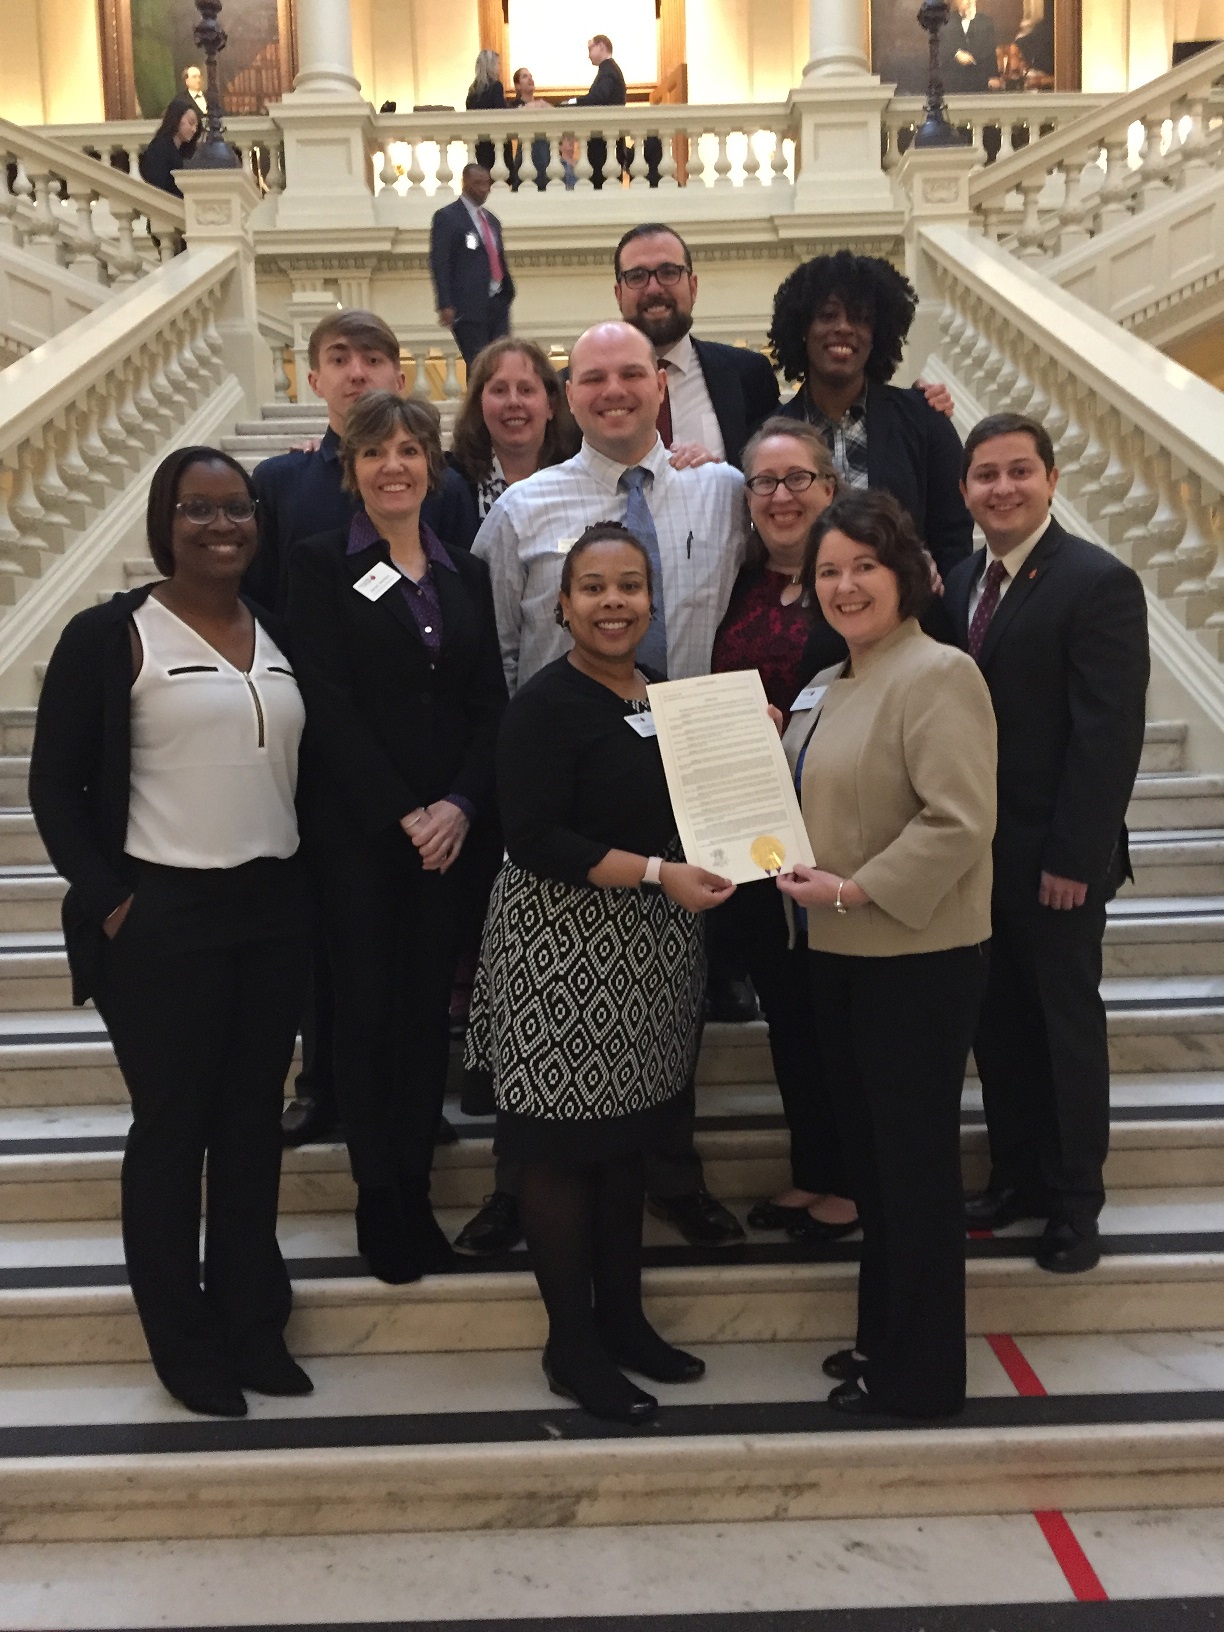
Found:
[690,338,781,468]
[28,584,292,1004]
[286,525,507,846]
[428,197,515,324]
[466,81,507,110]
[940,14,998,92]
[138,131,188,197]
[778,380,974,578]
[943,518,1150,907]
[576,57,627,105]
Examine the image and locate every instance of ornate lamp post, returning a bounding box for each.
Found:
[913,0,972,148]
[186,0,240,169]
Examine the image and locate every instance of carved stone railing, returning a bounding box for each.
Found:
[883,92,1110,172]
[0,116,188,288]
[37,116,285,201]
[0,241,109,357]
[915,223,1224,714]
[966,42,1224,260]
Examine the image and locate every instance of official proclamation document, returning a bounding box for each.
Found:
[647,670,816,885]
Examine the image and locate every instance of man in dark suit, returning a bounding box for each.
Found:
[946,413,1149,1274]
[613,223,780,470]
[940,0,998,93]
[429,165,515,368]
[573,33,626,189]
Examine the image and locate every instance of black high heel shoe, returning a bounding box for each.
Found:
[541,1348,657,1425]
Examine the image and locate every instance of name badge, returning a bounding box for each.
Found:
[624,711,657,738]
[791,684,828,713]
[555,536,579,554]
[465,231,479,250]
[353,562,401,601]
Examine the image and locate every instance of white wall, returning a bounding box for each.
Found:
[687,0,808,102]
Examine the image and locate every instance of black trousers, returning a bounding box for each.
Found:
[314,829,465,1190]
[93,857,308,1389]
[973,895,1110,1228]
[809,943,986,1417]
[291,924,337,1114]
[452,290,512,369]
[712,884,847,1194]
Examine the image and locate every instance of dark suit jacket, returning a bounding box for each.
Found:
[940,14,998,93]
[778,380,974,577]
[690,338,780,469]
[575,57,627,105]
[28,584,293,1003]
[943,518,1149,908]
[286,525,507,847]
[428,197,515,326]
[138,131,188,197]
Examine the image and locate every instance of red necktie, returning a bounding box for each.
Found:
[968,557,1008,661]
[656,373,674,448]
[476,209,504,284]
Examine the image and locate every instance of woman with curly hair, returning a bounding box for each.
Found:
[448,339,580,523]
[769,250,974,580]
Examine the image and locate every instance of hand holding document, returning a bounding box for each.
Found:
[647,670,816,886]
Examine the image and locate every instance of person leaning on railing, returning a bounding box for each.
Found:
[29,447,314,1420]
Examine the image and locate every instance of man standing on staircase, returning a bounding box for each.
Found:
[946,412,1149,1275]
[430,165,515,369]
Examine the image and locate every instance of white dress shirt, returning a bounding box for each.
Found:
[968,517,1050,621]
[460,194,503,295]
[472,436,748,693]
[660,334,726,460]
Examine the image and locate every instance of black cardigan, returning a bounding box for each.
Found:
[286,526,507,846]
[28,584,292,1004]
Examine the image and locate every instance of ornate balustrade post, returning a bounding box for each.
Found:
[176,170,273,414]
[897,145,982,378]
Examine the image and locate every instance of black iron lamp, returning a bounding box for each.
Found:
[186,0,240,169]
[913,0,972,147]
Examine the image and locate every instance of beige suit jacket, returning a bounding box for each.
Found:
[784,619,997,957]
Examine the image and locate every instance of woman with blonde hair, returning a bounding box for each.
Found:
[467,50,507,172]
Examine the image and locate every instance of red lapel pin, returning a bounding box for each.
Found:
[1028,568,1038,579]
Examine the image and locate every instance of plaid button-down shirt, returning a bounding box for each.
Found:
[802,383,869,491]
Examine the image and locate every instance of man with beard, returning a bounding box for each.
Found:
[612,224,780,471]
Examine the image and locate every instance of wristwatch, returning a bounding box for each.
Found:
[643,856,664,885]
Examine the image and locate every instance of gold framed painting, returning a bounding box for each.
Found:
[98,0,298,120]
[870,0,1081,96]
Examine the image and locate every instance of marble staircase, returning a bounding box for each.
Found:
[1,708,1224,1548]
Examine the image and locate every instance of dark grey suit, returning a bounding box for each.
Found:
[428,197,515,367]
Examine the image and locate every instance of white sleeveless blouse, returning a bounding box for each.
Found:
[126,596,304,869]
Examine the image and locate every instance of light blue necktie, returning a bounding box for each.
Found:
[618,466,668,676]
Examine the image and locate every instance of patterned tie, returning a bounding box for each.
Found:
[968,556,1008,662]
[476,209,504,284]
[618,466,668,676]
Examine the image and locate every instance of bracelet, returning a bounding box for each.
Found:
[642,855,664,886]
[834,879,848,916]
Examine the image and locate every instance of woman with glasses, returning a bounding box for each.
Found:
[709,419,858,1246]
[29,447,312,1419]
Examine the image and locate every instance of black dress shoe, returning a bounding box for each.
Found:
[649,1188,746,1247]
[281,1095,339,1148]
[542,1348,657,1425]
[598,1321,706,1383]
[786,1211,860,1244]
[165,1373,248,1418]
[434,1114,459,1146]
[1035,1220,1101,1274]
[706,976,761,1024]
[747,1199,812,1232]
[454,1191,523,1255]
[237,1343,313,1397]
[355,1186,423,1284]
[964,1186,1048,1231]
[822,1347,867,1382]
[827,1379,877,1415]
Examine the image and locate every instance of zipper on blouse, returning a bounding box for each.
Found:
[243,672,266,748]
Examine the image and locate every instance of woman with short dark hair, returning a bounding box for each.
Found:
[30,446,311,1418]
[287,391,507,1284]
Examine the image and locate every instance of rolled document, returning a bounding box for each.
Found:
[647,669,816,885]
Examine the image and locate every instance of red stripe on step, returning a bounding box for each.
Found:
[1033,1510,1110,1602]
[986,1332,1047,1396]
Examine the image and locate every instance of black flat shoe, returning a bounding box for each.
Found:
[599,1323,706,1384]
[1035,1220,1101,1274]
[237,1344,313,1397]
[355,1186,423,1285]
[822,1348,867,1382]
[165,1374,248,1418]
[827,1379,877,1415]
[454,1191,524,1256]
[746,1199,812,1232]
[964,1186,1048,1231]
[786,1211,860,1243]
[541,1349,657,1425]
[281,1094,339,1148]
[648,1188,746,1247]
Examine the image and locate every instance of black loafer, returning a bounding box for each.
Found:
[786,1211,860,1244]
[454,1191,523,1256]
[542,1350,657,1425]
[822,1348,867,1382]
[648,1188,746,1247]
[281,1095,339,1148]
[746,1199,812,1232]
[1035,1220,1101,1274]
[964,1186,1047,1231]
[827,1379,877,1415]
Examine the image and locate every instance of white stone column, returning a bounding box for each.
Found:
[293,0,361,97]
[803,0,871,81]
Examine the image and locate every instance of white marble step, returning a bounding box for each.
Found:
[1124,830,1224,897]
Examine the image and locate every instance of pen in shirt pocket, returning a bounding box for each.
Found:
[685,531,693,559]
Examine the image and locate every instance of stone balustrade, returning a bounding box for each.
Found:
[967,42,1224,262]
[38,117,285,201]
[883,92,1111,172]
[0,116,188,289]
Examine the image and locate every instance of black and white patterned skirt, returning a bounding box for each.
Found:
[463,859,706,1162]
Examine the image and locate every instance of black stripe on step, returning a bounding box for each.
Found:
[100,1602,1224,1632]
[5,1231,1224,1292]
[4,1389,1224,1461]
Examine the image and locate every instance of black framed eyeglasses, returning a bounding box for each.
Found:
[617,263,689,290]
[175,498,259,525]
[744,470,827,497]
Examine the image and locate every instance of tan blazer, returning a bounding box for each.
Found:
[785,618,997,958]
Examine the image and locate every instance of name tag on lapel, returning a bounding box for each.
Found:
[465,231,479,250]
[791,684,828,713]
[353,562,400,601]
[624,712,657,738]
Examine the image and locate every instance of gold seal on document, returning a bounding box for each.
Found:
[750,835,786,873]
